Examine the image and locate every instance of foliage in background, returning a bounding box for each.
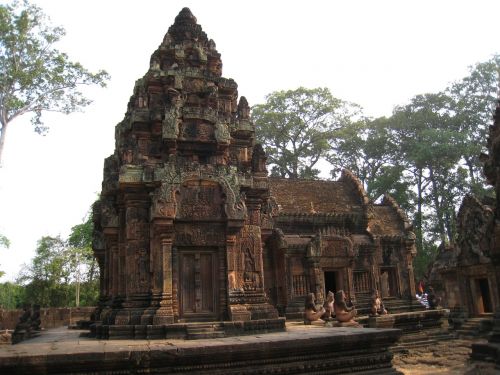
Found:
[253,87,362,179]
[253,55,499,281]
[0,233,9,277]
[328,56,499,279]
[0,281,25,309]
[0,0,109,164]
[0,213,98,309]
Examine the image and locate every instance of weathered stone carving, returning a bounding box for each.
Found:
[162,88,183,139]
[334,290,359,326]
[214,121,230,143]
[303,293,325,324]
[251,144,267,173]
[456,194,493,264]
[175,223,225,246]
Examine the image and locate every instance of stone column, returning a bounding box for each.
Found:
[152,221,175,324]
[103,228,119,298]
[405,238,417,299]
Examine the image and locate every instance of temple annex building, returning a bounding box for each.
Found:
[92,8,417,337]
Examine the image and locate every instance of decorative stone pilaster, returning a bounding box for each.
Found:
[152,220,175,324]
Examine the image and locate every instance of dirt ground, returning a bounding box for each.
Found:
[393,338,498,375]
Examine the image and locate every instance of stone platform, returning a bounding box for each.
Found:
[92,317,286,340]
[367,308,449,332]
[0,323,402,374]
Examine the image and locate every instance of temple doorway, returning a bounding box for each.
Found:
[380,267,399,297]
[324,271,339,295]
[178,248,219,321]
[475,278,493,314]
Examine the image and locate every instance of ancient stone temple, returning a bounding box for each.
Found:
[429,195,499,316]
[92,8,278,336]
[263,176,417,317]
[92,7,417,338]
[470,101,500,363]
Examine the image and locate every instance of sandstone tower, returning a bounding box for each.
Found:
[93,8,278,337]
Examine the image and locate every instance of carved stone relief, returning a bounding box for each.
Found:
[126,206,149,241]
[174,223,225,246]
[237,225,263,291]
[177,181,223,219]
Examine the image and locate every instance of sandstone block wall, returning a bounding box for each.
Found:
[0,307,94,330]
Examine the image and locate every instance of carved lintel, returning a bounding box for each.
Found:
[119,165,144,184]
[101,199,119,229]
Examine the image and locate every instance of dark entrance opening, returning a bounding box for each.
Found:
[380,267,398,297]
[478,278,493,313]
[324,271,338,295]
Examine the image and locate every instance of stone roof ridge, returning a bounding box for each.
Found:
[279,211,357,219]
[381,194,413,231]
[175,7,197,25]
[318,226,350,237]
[338,169,370,205]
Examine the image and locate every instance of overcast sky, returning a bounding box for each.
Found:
[1,0,499,281]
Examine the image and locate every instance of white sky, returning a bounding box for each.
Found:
[1,0,499,281]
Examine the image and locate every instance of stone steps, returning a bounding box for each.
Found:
[455,317,493,338]
[185,323,225,340]
[354,297,427,316]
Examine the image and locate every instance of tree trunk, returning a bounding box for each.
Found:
[429,167,447,244]
[415,169,424,253]
[465,157,476,186]
[0,121,8,166]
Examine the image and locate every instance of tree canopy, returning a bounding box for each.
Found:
[0,233,9,278]
[328,55,499,278]
[254,55,499,280]
[6,213,98,308]
[252,87,362,179]
[0,0,109,164]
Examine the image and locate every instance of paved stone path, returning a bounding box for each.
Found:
[0,322,391,357]
[393,338,497,375]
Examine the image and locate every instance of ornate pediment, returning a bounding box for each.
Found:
[307,234,354,258]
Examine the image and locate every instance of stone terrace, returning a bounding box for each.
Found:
[0,324,402,374]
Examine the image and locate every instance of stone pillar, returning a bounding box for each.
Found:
[405,236,417,299]
[246,197,261,226]
[487,222,500,343]
[116,204,126,299]
[103,228,119,324]
[346,266,356,304]
[114,193,151,325]
[152,220,175,324]
[103,228,119,298]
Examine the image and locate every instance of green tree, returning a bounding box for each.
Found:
[17,235,72,307]
[16,212,99,307]
[391,92,463,246]
[328,116,414,205]
[253,87,362,179]
[446,54,500,195]
[67,214,98,307]
[0,281,25,309]
[0,233,9,277]
[0,0,109,164]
